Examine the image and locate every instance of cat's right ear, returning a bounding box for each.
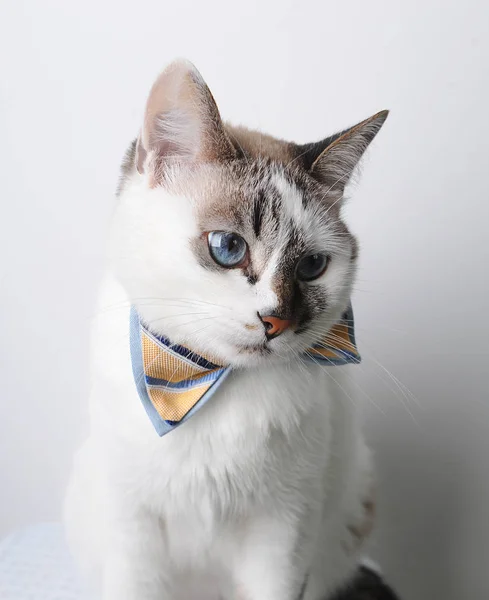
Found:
[135,59,236,181]
[294,111,389,195]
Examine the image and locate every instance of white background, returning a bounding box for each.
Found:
[1,1,488,598]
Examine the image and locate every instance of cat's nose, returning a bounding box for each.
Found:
[258,314,292,340]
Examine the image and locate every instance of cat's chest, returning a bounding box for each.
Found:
[133,364,333,512]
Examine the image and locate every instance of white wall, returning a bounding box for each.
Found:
[1,1,488,598]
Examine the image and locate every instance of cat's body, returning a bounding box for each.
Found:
[64,60,388,600]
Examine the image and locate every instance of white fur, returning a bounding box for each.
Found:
[64,166,374,600]
[272,173,305,223]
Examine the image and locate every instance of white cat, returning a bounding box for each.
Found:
[64,59,388,600]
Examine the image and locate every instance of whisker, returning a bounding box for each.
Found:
[303,351,358,409]
[304,325,420,421]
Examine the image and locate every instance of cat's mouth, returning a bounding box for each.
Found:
[234,339,300,363]
[236,342,272,357]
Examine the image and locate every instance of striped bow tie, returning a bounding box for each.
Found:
[130,306,360,437]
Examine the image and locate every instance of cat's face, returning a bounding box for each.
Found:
[112,60,387,367]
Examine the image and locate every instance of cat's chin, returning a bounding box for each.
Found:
[228,352,289,369]
[215,340,302,369]
[232,345,274,368]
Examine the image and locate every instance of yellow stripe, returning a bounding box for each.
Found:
[324,322,357,353]
[148,384,213,422]
[309,347,342,359]
[309,323,359,360]
[142,334,206,382]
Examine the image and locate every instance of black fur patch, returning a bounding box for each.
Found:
[246,271,258,285]
[328,566,400,600]
[252,191,265,237]
[295,132,344,172]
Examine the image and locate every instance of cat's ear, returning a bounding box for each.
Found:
[296,110,389,194]
[135,59,236,178]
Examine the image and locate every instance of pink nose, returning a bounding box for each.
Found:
[260,315,292,340]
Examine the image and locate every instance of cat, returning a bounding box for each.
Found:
[64,59,389,600]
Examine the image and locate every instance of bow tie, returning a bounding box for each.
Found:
[130,306,360,436]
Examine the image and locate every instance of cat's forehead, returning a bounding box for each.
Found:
[177,159,355,286]
[185,159,341,236]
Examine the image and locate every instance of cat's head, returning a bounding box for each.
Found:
[112,59,388,367]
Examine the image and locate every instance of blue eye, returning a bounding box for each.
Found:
[207,231,248,268]
[296,253,329,282]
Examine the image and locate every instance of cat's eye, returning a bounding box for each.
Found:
[296,253,329,282]
[207,231,249,268]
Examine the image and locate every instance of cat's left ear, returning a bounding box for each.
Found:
[135,59,236,181]
[296,110,389,194]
